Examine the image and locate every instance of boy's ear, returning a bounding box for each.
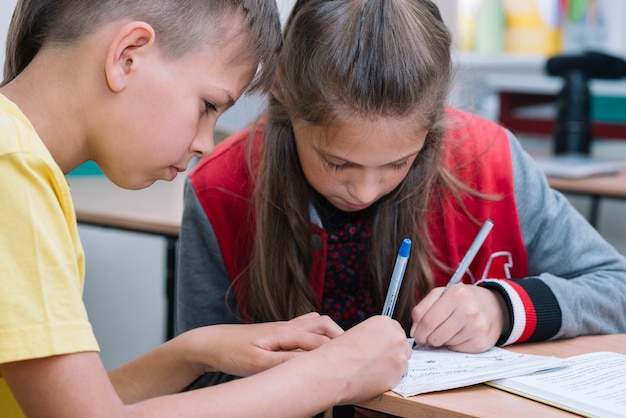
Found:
[105,21,155,92]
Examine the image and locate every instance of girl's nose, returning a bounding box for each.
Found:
[346,172,381,205]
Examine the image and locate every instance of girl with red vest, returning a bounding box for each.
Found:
[177,0,626,390]
[1,0,411,416]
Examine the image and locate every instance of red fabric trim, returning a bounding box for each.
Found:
[504,279,537,342]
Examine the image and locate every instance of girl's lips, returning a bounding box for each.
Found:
[344,201,373,211]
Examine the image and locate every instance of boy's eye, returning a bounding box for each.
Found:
[204,100,217,113]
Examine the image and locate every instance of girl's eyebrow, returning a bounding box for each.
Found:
[322,149,421,165]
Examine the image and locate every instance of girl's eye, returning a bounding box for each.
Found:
[390,160,409,170]
[325,160,409,171]
[325,161,347,171]
[204,101,217,113]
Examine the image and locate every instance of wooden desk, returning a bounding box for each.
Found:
[548,174,626,198]
[547,174,626,227]
[69,175,184,237]
[69,175,185,339]
[519,136,626,227]
[356,334,626,418]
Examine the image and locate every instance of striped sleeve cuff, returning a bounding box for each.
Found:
[477,278,562,346]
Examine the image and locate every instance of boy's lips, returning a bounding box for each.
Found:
[169,166,186,180]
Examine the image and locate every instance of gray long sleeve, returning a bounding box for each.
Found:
[510,131,626,339]
[175,179,240,335]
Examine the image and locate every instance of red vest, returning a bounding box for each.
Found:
[428,110,528,287]
[190,109,529,315]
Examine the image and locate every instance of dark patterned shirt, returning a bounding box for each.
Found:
[313,193,378,329]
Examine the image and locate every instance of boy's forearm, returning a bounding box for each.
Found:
[108,332,207,403]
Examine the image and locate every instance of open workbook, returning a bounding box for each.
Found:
[487,351,626,418]
[391,343,568,397]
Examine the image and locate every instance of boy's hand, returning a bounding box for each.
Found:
[190,312,344,377]
[313,315,412,404]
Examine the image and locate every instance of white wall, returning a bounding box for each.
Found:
[0,0,17,72]
[216,0,295,132]
[81,227,168,369]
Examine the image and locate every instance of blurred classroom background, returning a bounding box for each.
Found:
[1,0,625,369]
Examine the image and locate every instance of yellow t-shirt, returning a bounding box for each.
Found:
[0,94,99,416]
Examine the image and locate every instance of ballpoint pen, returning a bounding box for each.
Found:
[442,219,494,295]
[382,238,412,317]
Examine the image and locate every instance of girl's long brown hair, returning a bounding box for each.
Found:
[246,0,464,331]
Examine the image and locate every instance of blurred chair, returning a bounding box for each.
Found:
[546,51,626,155]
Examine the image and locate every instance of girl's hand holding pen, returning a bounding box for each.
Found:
[408,219,507,353]
[409,284,510,353]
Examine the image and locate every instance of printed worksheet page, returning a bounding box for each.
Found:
[392,344,568,397]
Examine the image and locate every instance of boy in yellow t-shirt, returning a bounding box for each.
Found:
[0,1,411,417]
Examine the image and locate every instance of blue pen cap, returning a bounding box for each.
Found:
[399,238,412,257]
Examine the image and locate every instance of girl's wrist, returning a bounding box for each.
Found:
[476,279,514,346]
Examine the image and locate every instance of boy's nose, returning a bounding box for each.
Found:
[192,129,215,158]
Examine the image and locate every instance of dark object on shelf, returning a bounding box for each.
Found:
[546,51,626,155]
